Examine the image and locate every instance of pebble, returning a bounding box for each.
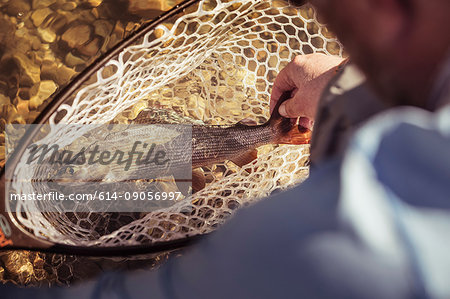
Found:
[37,27,56,43]
[13,53,41,86]
[0,17,14,43]
[112,21,125,38]
[14,25,27,38]
[0,150,5,167]
[76,10,97,23]
[128,101,148,120]
[42,48,55,61]
[23,17,35,30]
[14,37,32,53]
[32,0,56,9]
[125,22,137,33]
[106,23,124,49]
[61,1,77,11]
[40,59,57,80]
[16,98,29,114]
[5,0,31,17]
[61,24,92,48]
[87,0,102,7]
[18,85,38,100]
[40,59,77,85]
[78,37,101,56]
[31,36,42,50]
[3,251,34,285]
[91,7,100,19]
[128,0,163,17]
[56,8,78,24]
[0,93,10,107]
[31,8,52,27]
[47,15,67,34]
[29,80,57,109]
[93,20,113,38]
[55,64,77,85]
[0,80,7,95]
[3,103,18,123]
[65,52,85,67]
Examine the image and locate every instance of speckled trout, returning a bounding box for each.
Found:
[134,91,311,169]
[32,92,310,192]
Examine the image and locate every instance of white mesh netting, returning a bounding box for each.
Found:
[9,0,343,247]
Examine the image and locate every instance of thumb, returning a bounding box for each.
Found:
[278,97,303,119]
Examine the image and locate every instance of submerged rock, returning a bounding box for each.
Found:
[87,0,102,7]
[18,84,39,101]
[61,1,77,11]
[5,0,31,17]
[78,36,102,56]
[16,97,29,115]
[61,24,92,49]
[31,0,56,9]
[55,64,77,86]
[65,52,85,67]
[93,19,114,38]
[29,80,57,109]
[37,27,56,43]
[12,53,41,86]
[0,93,10,107]
[31,8,52,27]
[127,0,164,18]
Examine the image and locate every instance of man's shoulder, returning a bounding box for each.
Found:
[341,104,450,208]
[340,104,450,298]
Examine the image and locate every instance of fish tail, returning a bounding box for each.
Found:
[269,91,311,145]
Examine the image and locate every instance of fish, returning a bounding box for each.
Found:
[133,91,311,169]
[32,91,310,194]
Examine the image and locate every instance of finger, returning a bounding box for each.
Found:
[278,95,304,118]
[279,90,317,119]
[270,63,296,114]
[298,117,314,130]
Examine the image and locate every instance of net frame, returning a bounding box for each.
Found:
[4,0,343,250]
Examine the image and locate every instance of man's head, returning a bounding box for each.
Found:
[293,0,450,108]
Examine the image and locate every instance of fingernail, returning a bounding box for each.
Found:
[298,117,311,129]
[279,103,287,117]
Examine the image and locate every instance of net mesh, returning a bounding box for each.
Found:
[9,0,342,249]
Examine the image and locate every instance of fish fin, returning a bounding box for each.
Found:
[237,118,258,126]
[175,179,191,196]
[192,169,206,193]
[269,91,312,145]
[274,123,311,145]
[230,149,258,168]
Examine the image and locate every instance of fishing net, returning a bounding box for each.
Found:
[8,0,342,253]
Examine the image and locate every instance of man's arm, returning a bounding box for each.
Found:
[1,159,412,299]
[270,53,347,129]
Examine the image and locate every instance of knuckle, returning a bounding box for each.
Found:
[285,102,299,116]
[292,55,305,65]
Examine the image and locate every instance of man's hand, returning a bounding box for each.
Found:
[270,53,346,129]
